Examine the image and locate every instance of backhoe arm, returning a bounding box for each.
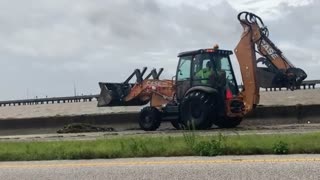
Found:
[234,13,260,114]
[234,11,307,114]
[238,12,307,90]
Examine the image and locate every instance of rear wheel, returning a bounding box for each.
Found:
[180,91,215,130]
[139,107,161,131]
[214,117,242,128]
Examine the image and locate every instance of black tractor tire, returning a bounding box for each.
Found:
[180,91,215,130]
[214,117,242,128]
[139,107,161,131]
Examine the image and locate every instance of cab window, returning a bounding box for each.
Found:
[177,56,192,81]
[217,56,238,95]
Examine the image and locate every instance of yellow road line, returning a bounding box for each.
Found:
[0,158,320,169]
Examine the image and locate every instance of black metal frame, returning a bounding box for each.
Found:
[175,50,239,99]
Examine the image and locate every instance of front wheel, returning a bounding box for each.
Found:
[139,107,161,131]
[180,91,215,130]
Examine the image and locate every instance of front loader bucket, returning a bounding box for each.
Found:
[97,67,164,107]
[97,82,149,107]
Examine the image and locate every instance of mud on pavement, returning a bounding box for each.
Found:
[1,123,320,142]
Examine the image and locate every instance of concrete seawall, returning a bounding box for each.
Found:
[1,104,319,130]
[243,104,320,125]
[0,113,139,130]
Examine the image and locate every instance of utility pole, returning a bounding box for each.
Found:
[73,81,77,97]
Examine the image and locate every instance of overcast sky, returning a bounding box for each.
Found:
[0,0,318,100]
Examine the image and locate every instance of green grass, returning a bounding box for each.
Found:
[1,132,320,161]
[223,132,320,155]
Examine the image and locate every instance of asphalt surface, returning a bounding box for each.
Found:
[1,123,320,142]
[0,155,320,180]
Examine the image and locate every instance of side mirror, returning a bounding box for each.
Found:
[172,76,176,82]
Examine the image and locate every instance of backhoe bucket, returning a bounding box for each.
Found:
[256,58,307,90]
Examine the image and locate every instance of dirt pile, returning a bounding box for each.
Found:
[57,123,114,133]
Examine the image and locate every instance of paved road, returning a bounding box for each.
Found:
[1,124,320,142]
[0,155,319,180]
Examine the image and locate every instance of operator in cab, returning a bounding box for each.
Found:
[196,61,214,84]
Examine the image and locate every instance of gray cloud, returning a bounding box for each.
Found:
[263,1,320,71]
[0,0,318,99]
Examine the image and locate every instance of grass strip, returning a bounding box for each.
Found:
[0,132,320,161]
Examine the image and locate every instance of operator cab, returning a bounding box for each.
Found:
[176,45,239,101]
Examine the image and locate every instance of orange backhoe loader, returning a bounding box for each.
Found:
[97,11,307,131]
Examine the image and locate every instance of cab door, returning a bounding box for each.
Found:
[176,55,192,100]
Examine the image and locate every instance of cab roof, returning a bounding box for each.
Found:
[178,48,233,57]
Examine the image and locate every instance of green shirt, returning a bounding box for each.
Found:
[196,68,213,84]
